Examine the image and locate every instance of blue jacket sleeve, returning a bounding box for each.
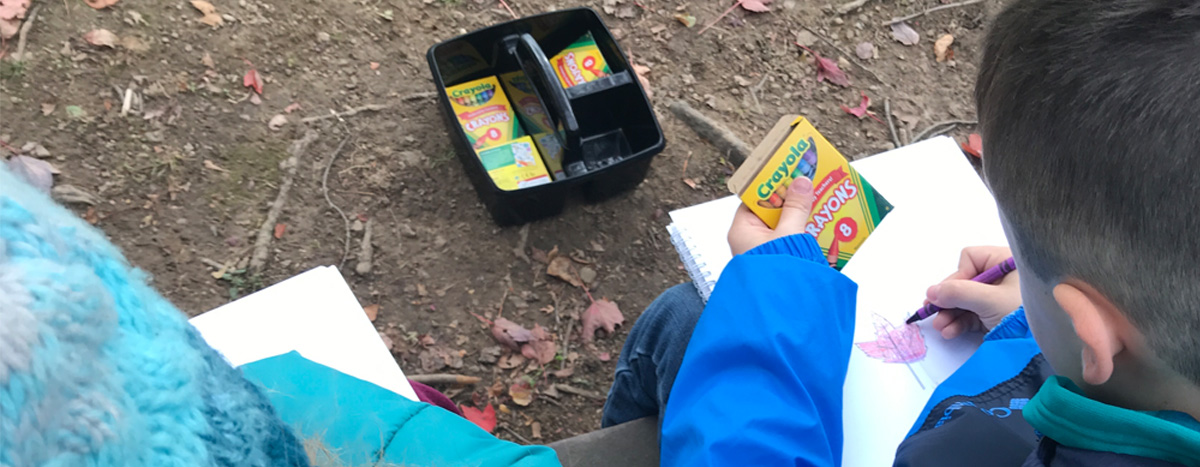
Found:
[660,234,858,466]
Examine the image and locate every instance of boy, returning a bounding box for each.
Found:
[601,0,1200,464]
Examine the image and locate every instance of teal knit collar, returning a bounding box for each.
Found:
[1024,376,1200,465]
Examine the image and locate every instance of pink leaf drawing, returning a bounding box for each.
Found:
[855,315,926,363]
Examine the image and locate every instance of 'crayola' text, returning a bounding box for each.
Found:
[756,137,812,198]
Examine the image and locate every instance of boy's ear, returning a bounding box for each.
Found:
[1053,282,1125,386]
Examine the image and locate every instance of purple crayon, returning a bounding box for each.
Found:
[905,257,1017,324]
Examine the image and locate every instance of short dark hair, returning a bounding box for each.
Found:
[978,0,1200,384]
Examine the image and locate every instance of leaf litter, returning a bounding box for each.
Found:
[84,29,118,48]
[934,34,955,62]
[461,403,497,433]
[891,21,919,46]
[581,298,624,342]
[7,155,56,193]
[796,44,850,87]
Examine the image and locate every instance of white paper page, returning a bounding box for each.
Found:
[837,137,1008,466]
[189,266,419,401]
[665,137,1008,466]
[667,196,742,299]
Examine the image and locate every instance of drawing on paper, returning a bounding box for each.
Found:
[855,314,927,364]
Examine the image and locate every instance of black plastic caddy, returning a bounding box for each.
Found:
[427,8,664,226]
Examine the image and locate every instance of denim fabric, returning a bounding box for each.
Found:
[601,283,705,427]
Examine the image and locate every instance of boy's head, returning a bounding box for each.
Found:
[978,0,1200,392]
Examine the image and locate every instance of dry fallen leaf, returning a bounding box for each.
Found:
[531,421,542,439]
[581,298,624,342]
[120,36,150,53]
[551,367,574,378]
[631,62,652,99]
[0,0,29,22]
[891,21,920,46]
[84,0,119,9]
[674,14,696,27]
[520,324,557,365]
[855,41,876,60]
[369,61,380,70]
[284,102,302,114]
[191,0,224,26]
[491,317,534,351]
[7,155,55,193]
[509,380,534,406]
[362,304,379,321]
[273,223,287,239]
[547,255,584,287]
[268,114,288,130]
[203,159,227,172]
[40,103,56,116]
[740,0,772,13]
[201,52,216,68]
[840,91,872,119]
[934,34,955,62]
[497,353,526,369]
[83,29,118,48]
[799,45,850,87]
[244,68,264,94]
[460,403,497,433]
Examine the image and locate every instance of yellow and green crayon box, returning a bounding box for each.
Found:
[478,136,553,191]
[727,116,893,270]
[498,71,566,179]
[445,76,524,150]
[550,32,612,88]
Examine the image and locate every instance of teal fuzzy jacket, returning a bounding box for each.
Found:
[0,166,560,466]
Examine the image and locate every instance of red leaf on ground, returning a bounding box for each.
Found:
[840,91,871,118]
[581,298,624,342]
[273,223,286,239]
[740,0,772,13]
[797,44,850,87]
[460,403,497,433]
[962,133,983,158]
[244,69,264,95]
[491,317,534,351]
[509,380,534,406]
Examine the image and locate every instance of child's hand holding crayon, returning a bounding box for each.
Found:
[728,176,816,256]
[925,246,1023,339]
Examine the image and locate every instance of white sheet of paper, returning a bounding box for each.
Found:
[189,266,418,401]
[665,137,1008,466]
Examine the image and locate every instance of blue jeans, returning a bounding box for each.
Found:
[601,283,705,427]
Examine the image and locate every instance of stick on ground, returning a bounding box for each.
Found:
[554,383,606,400]
[407,373,482,385]
[668,101,753,166]
[249,129,318,272]
[354,218,374,275]
[911,119,978,143]
[836,0,870,15]
[798,24,883,83]
[13,6,40,62]
[884,98,900,148]
[885,0,985,25]
[322,135,355,268]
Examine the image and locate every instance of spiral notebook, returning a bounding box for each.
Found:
[666,136,1011,466]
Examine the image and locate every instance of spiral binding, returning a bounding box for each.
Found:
[667,224,717,302]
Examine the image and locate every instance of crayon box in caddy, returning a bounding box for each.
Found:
[427,8,664,226]
[727,116,893,269]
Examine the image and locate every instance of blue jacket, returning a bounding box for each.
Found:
[660,234,1200,466]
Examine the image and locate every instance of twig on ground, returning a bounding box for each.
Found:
[354,218,374,275]
[559,319,574,371]
[836,0,870,14]
[496,287,510,318]
[199,257,226,270]
[899,127,911,146]
[249,130,318,272]
[749,73,769,115]
[884,98,900,148]
[668,100,753,166]
[501,425,532,445]
[408,373,482,385]
[911,119,978,143]
[13,6,40,62]
[798,24,882,83]
[513,224,530,263]
[321,135,355,268]
[554,383,606,400]
[300,93,436,123]
[885,0,985,25]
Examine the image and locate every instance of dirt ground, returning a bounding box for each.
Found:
[0,0,993,444]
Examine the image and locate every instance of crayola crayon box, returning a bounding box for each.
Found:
[728,116,893,270]
[445,76,524,150]
[478,136,552,191]
[499,71,566,179]
[550,32,612,88]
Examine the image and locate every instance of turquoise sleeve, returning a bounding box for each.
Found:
[240,351,561,467]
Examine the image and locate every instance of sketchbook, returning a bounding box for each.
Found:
[189,266,419,402]
[666,136,1009,466]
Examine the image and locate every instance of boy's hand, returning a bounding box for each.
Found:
[927,246,1022,339]
[728,177,816,256]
